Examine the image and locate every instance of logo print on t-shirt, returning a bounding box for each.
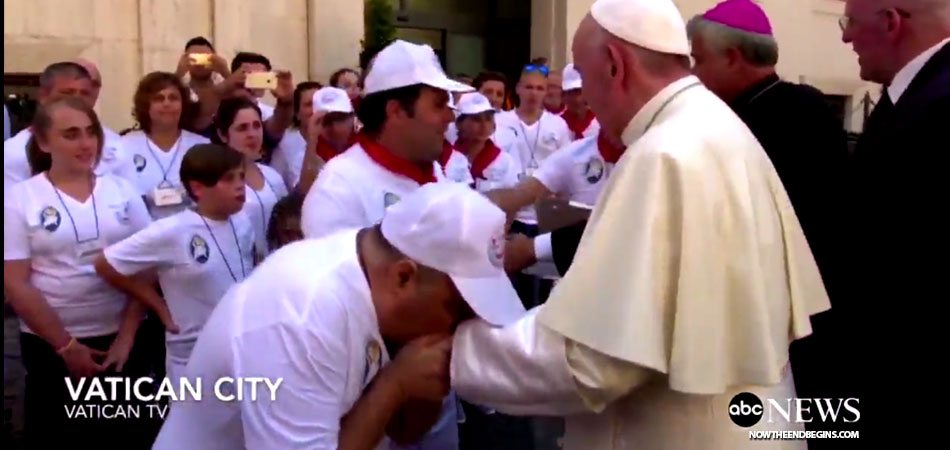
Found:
[383,192,400,209]
[133,154,147,172]
[585,158,605,184]
[488,232,505,268]
[189,235,210,264]
[40,206,61,232]
[362,340,382,389]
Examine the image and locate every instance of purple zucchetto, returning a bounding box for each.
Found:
[701,0,773,36]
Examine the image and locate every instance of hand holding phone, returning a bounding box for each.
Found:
[245,71,278,90]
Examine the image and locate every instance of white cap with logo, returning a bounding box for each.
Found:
[380,183,526,327]
[364,40,475,96]
[591,0,690,56]
[312,87,354,114]
[561,63,583,91]
[455,92,495,117]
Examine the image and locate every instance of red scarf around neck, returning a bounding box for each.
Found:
[468,140,502,180]
[597,133,626,164]
[358,134,437,185]
[562,109,596,140]
[439,140,455,171]
[315,135,355,162]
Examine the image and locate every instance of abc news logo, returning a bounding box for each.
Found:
[728,392,860,428]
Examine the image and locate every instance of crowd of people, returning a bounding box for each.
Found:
[3,0,948,448]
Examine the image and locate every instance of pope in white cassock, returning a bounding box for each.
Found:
[450,0,832,449]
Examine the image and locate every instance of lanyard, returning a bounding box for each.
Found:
[48,175,100,244]
[517,118,542,169]
[248,178,276,237]
[199,216,246,282]
[144,134,183,185]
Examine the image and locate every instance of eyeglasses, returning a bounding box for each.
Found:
[838,7,911,32]
[523,64,550,77]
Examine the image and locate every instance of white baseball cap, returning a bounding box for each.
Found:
[312,87,354,114]
[591,0,690,56]
[364,40,475,96]
[380,182,526,327]
[562,63,583,91]
[455,92,494,116]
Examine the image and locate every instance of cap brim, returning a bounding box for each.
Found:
[562,82,583,91]
[426,76,475,93]
[451,274,526,327]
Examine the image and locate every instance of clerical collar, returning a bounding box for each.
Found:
[358,134,437,185]
[469,140,502,180]
[562,109,596,140]
[731,73,781,108]
[597,133,625,164]
[622,75,702,146]
[316,135,354,162]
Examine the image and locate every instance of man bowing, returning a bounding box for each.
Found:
[451,1,832,449]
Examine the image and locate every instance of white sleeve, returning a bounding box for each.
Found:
[111,145,139,184]
[269,144,295,192]
[265,166,289,199]
[557,120,575,149]
[532,146,572,194]
[104,219,181,275]
[3,143,30,191]
[301,168,367,239]
[534,233,553,262]
[238,296,350,449]
[3,191,30,260]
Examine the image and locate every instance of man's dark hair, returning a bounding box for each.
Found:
[472,71,508,91]
[231,52,272,73]
[179,143,244,201]
[356,84,424,135]
[329,68,360,88]
[39,62,91,90]
[184,36,215,52]
[293,81,324,127]
[266,190,305,250]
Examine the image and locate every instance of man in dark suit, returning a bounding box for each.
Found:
[841,0,949,437]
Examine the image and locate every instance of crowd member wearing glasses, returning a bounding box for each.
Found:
[4,98,154,448]
[122,72,211,220]
[842,0,949,435]
[214,98,289,262]
[493,62,572,310]
[5,62,136,190]
[271,81,323,191]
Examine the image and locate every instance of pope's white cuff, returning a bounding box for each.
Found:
[534,233,554,262]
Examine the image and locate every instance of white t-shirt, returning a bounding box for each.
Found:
[3,174,152,337]
[301,142,448,239]
[270,128,306,191]
[257,99,275,121]
[440,149,475,185]
[532,135,614,206]
[243,164,289,260]
[103,209,255,366]
[494,110,573,224]
[3,127,135,192]
[121,130,210,219]
[152,229,391,450]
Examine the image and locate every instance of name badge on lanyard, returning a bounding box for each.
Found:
[146,136,185,206]
[75,238,106,262]
[152,182,184,207]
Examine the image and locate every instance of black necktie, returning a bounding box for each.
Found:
[870,90,894,125]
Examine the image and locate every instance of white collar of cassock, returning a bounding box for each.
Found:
[622,75,701,146]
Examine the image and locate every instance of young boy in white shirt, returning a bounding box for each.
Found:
[95,143,255,382]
